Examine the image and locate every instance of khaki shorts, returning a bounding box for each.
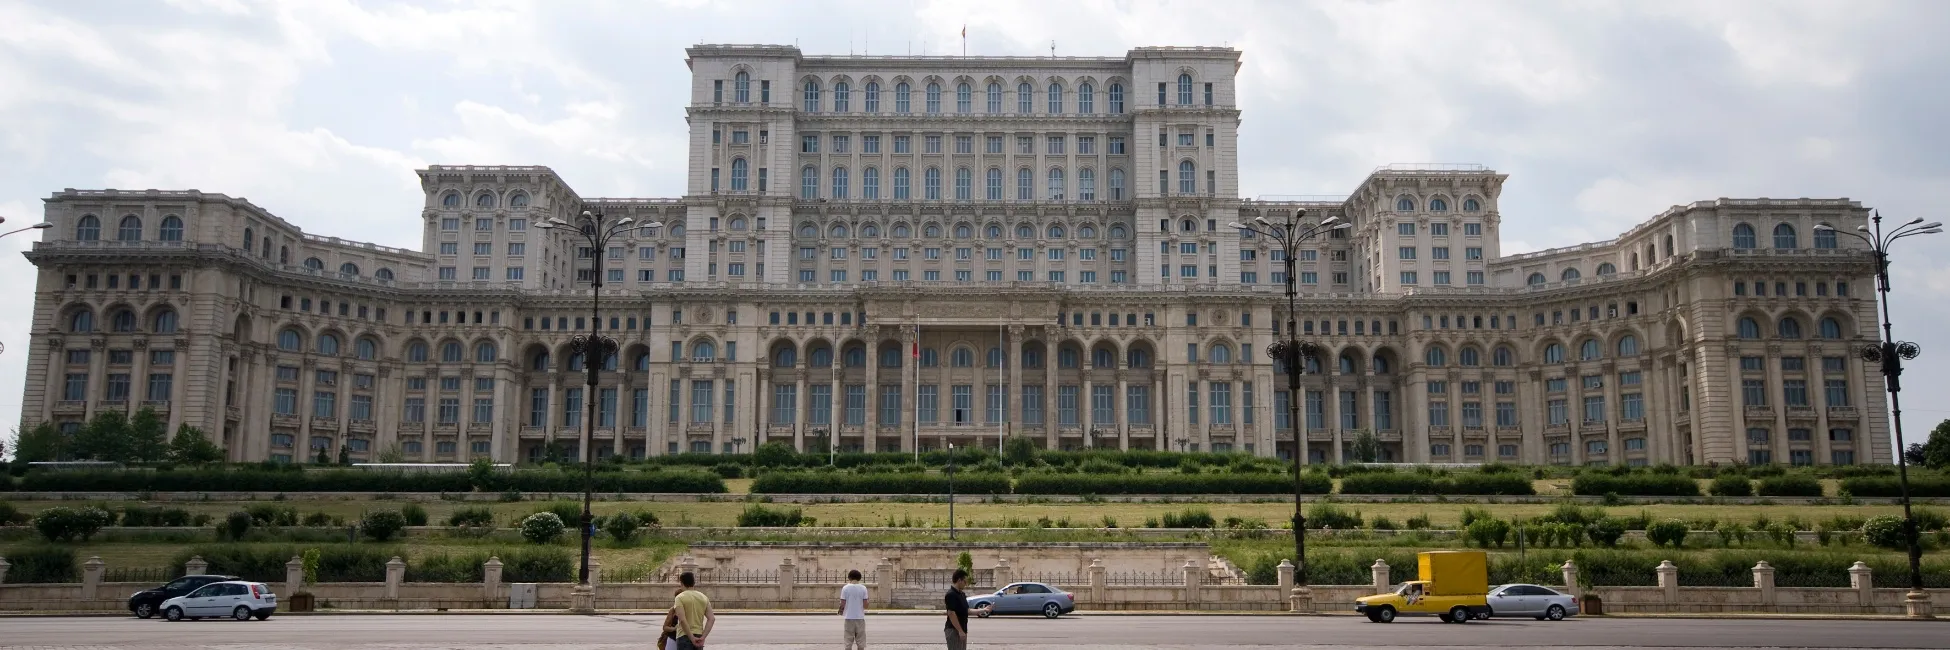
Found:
[843,618,866,648]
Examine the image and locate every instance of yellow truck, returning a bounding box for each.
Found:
[1354,551,1491,623]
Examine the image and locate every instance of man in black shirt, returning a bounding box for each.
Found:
[944,569,985,650]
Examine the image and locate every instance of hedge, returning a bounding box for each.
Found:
[170,544,397,583]
[1,546,78,583]
[1570,472,1702,497]
[1840,475,1950,498]
[1756,474,1825,497]
[1014,472,1331,495]
[406,547,572,583]
[13,469,725,493]
[749,472,1011,495]
[1338,472,1536,496]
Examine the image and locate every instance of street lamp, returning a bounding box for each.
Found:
[535,210,659,613]
[1229,210,1350,612]
[946,442,957,541]
[812,427,832,466]
[1816,213,1941,619]
[0,216,55,239]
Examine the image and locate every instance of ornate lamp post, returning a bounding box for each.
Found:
[1229,210,1349,613]
[536,210,660,613]
[1816,213,1941,619]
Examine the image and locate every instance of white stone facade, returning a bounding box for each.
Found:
[17,45,1888,466]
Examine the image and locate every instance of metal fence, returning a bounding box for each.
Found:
[796,569,875,584]
[1105,570,1181,587]
[1012,571,1088,588]
[698,569,780,585]
[103,567,175,583]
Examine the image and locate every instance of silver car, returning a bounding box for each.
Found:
[967,582,1076,618]
[1484,584,1578,620]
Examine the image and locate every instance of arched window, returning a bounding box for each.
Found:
[986,168,1003,200]
[110,308,136,332]
[159,216,183,241]
[567,352,585,371]
[1108,82,1125,113]
[810,346,833,367]
[864,81,878,110]
[1561,268,1582,282]
[830,224,849,239]
[955,82,970,113]
[1463,198,1481,212]
[243,227,253,251]
[1058,346,1080,369]
[406,341,429,362]
[1048,224,1066,239]
[1338,353,1359,375]
[1109,168,1126,200]
[952,347,975,367]
[356,338,378,361]
[1773,223,1798,249]
[117,215,142,241]
[1492,346,1515,367]
[1014,224,1032,239]
[152,309,178,334]
[509,193,528,208]
[1396,196,1415,212]
[635,352,650,372]
[1535,343,1565,364]
[278,329,303,352]
[1182,219,1196,232]
[832,166,850,199]
[1778,317,1803,339]
[531,351,552,371]
[1527,272,1547,287]
[773,345,797,368]
[863,166,880,199]
[475,341,497,363]
[1597,262,1616,276]
[1176,73,1193,105]
[1430,198,1449,212]
[1375,355,1392,374]
[985,224,1001,238]
[1017,82,1033,113]
[879,345,901,368]
[1617,334,1640,356]
[954,167,970,200]
[69,309,94,332]
[75,215,100,241]
[925,223,942,238]
[834,81,850,111]
[955,223,972,239]
[802,79,820,111]
[734,71,750,102]
[1425,347,1447,367]
[317,333,341,356]
[925,167,942,200]
[801,166,818,199]
[1078,225,1097,238]
[1047,167,1066,200]
[1820,317,1844,339]
[895,81,911,112]
[986,82,1002,112]
[1177,161,1196,195]
[1732,223,1757,249]
[1078,83,1094,113]
[1815,227,1837,249]
[1210,344,1233,364]
[844,346,866,367]
[339,262,359,276]
[1737,317,1762,339]
[1458,346,1480,366]
[1579,339,1601,360]
[892,223,910,238]
[440,341,463,363]
[1113,346,1146,369]
[1092,347,1112,368]
[730,158,749,191]
[376,268,394,281]
[692,341,717,362]
[925,82,942,113]
[826,220,841,235]
[476,193,495,208]
[441,192,461,208]
[1078,168,1096,201]
[1047,82,1062,113]
[303,257,324,271]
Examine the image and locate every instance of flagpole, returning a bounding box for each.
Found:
[913,323,921,462]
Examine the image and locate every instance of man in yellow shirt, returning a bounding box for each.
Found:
[673,572,714,650]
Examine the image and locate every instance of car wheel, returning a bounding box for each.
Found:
[1365,610,1383,623]
[134,603,155,619]
[1043,603,1061,619]
[1546,604,1567,621]
[1475,608,1493,620]
[1375,606,1396,623]
[233,606,252,621]
[975,605,991,618]
[1449,606,1472,624]
[164,607,184,622]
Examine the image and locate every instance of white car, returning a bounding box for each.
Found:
[161,581,277,621]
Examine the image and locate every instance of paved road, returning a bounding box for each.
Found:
[1,613,1943,649]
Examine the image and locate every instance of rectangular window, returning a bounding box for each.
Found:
[1496,401,1517,427]
[1784,379,1809,407]
[771,384,798,425]
[1621,393,1644,421]
[880,385,901,426]
[918,385,939,424]
[953,385,974,425]
[1339,390,1359,429]
[845,384,867,426]
[1209,383,1232,425]
[529,388,548,427]
[690,380,716,423]
[1022,385,1045,425]
[1305,390,1325,429]
[1547,399,1568,425]
[1743,379,1767,406]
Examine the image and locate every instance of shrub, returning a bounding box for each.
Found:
[602,513,640,542]
[1014,471,1329,495]
[1715,522,1750,546]
[1305,502,1363,530]
[1754,474,1822,497]
[1160,508,1217,529]
[1914,508,1949,532]
[1369,517,1397,531]
[751,472,1011,495]
[1647,519,1690,548]
[534,502,583,529]
[1459,507,1494,529]
[121,506,192,527]
[400,503,429,527]
[1764,522,1798,547]
[1465,518,1512,548]
[1839,475,1950,498]
[1572,472,1701,497]
[1586,519,1627,547]
[220,511,252,541]
[1405,514,1432,530]
[300,512,335,527]
[1537,504,1607,527]
[712,463,745,479]
[11,468,725,493]
[0,501,21,525]
[736,504,806,527]
[520,512,566,544]
[32,506,112,542]
[1338,472,1535,496]
[246,504,299,527]
[1709,474,1754,497]
[752,441,799,468]
[1863,515,1907,549]
[406,547,574,583]
[173,544,392,582]
[447,506,496,528]
[360,510,408,542]
[3,546,78,583]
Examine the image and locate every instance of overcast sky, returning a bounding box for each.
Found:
[4,0,1950,456]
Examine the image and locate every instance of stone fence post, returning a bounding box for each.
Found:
[1088,558,1106,606]
[484,557,504,603]
[0,556,11,585]
[778,558,796,606]
[1848,561,1873,608]
[1276,559,1294,596]
[1753,561,1776,608]
[678,556,699,582]
[285,556,304,597]
[994,558,1012,588]
[385,556,405,600]
[1560,560,1580,598]
[1657,560,1679,608]
[590,558,603,587]
[81,556,104,600]
[1371,559,1390,594]
[873,559,893,605]
[184,555,208,576]
[1182,559,1202,607]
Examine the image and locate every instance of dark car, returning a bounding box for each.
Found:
[128,575,238,619]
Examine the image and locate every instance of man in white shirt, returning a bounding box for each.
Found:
[838,569,869,649]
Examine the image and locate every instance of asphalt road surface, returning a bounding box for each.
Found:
[1,613,1944,649]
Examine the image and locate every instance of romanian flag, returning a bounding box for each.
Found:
[913,327,921,358]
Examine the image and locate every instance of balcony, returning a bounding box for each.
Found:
[141,400,171,413]
[348,420,377,434]
[468,422,493,434]
[1786,406,1818,421]
[1463,427,1488,439]
[1546,422,1570,434]
[519,426,545,439]
[1308,430,1333,441]
[225,406,241,421]
[100,400,128,412]
[1127,426,1156,437]
[1743,406,1775,419]
[434,422,459,433]
[1828,406,1859,419]
[1377,429,1403,442]
[1496,425,1522,436]
[270,414,299,428]
[1618,419,1647,433]
[309,416,338,430]
[54,400,86,414]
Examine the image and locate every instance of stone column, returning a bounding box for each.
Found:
[185,555,209,576]
[795,372,809,451]
[865,346,880,450]
[1088,558,1106,607]
[873,558,894,605]
[1904,589,1933,619]
[484,556,504,604]
[1371,559,1390,593]
[778,558,796,607]
[589,558,603,587]
[0,556,11,584]
[994,558,1013,588]
[1848,561,1873,609]
[1276,559,1294,600]
[1753,561,1776,608]
[1044,354,1059,450]
[385,556,405,600]
[1560,560,1580,598]
[1181,559,1202,608]
[679,556,699,581]
[285,556,304,597]
[1657,560,1679,608]
[82,556,104,600]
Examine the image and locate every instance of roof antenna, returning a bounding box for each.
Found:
[1051,40,1056,56]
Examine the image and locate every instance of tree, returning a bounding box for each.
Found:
[14,422,68,462]
[126,407,168,462]
[166,424,225,464]
[70,410,132,461]
[1918,420,1950,471]
[378,443,406,464]
[336,444,351,466]
[1347,430,1382,463]
[1906,443,1928,467]
[753,440,797,468]
[1003,435,1038,466]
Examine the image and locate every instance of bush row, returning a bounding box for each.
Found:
[158,544,576,584]
[749,472,1011,494]
[1338,472,1536,496]
[1014,472,1331,496]
[1570,472,1703,497]
[1840,476,1950,498]
[9,469,725,493]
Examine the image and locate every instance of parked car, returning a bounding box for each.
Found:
[128,575,238,619]
[1483,584,1578,621]
[967,582,1075,618]
[161,581,278,621]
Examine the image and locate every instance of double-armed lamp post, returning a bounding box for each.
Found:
[536,210,661,613]
[1229,210,1349,612]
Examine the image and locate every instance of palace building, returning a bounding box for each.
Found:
[17,45,1890,466]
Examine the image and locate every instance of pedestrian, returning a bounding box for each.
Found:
[943,569,988,650]
[839,569,869,649]
[656,587,683,650]
[673,572,714,650]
